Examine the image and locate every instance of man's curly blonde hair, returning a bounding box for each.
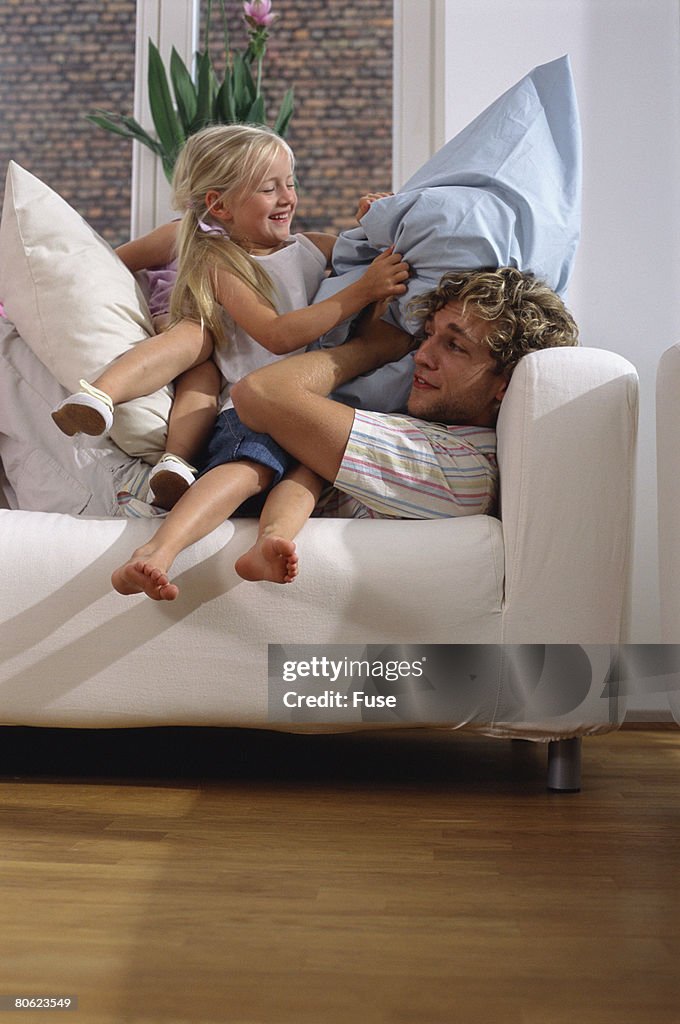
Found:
[407,267,579,374]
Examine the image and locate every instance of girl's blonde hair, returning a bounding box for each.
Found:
[168,123,295,346]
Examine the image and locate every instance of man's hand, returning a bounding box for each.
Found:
[354,299,418,355]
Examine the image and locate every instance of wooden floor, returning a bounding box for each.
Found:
[0,726,679,1024]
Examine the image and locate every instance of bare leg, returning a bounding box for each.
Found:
[112,459,274,600]
[52,319,213,439]
[235,465,325,584]
[52,320,213,437]
[93,319,211,403]
[165,360,221,463]
[150,359,222,510]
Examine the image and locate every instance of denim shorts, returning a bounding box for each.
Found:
[198,407,294,516]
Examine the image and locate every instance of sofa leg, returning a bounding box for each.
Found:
[546,738,582,792]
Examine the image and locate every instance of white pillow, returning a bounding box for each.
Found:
[0,161,171,463]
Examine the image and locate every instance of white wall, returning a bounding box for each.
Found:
[131,0,198,238]
[394,0,680,645]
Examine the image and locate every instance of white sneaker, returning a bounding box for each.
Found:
[51,380,114,436]
[147,453,196,510]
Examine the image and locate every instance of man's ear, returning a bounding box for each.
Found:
[494,373,510,404]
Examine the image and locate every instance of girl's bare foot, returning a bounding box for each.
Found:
[235,535,299,584]
[111,559,179,601]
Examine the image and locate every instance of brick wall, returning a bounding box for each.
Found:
[0,0,392,246]
[0,0,137,246]
[203,0,393,234]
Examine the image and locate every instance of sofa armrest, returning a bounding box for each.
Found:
[656,341,680,642]
[0,460,12,510]
[497,346,638,643]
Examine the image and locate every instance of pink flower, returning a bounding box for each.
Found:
[243,0,277,28]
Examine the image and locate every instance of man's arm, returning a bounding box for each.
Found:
[231,316,415,483]
[115,221,179,271]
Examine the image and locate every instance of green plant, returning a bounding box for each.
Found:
[87,0,294,182]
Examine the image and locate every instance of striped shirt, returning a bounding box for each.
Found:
[320,410,497,520]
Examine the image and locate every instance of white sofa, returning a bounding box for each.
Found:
[655,342,680,724]
[0,157,639,790]
[0,320,639,790]
[650,341,680,725]
[657,341,680,645]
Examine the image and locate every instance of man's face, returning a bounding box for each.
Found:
[406,301,509,426]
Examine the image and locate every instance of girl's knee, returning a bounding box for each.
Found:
[175,358,221,396]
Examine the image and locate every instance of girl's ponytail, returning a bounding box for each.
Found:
[169,212,278,347]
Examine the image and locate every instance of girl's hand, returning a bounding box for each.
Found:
[355,191,393,222]
[361,245,410,301]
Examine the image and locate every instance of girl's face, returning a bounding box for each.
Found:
[214,147,297,254]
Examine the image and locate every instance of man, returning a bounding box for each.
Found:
[231,266,579,524]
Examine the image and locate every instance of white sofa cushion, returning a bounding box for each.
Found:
[0,320,148,515]
[0,507,505,727]
[0,161,171,463]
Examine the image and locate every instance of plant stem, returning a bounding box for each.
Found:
[205,0,212,61]
[219,0,230,63]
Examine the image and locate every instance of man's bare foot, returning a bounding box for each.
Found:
[234,535,299,584]
[111,559,179,601]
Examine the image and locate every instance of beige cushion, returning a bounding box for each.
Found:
[0,161,170,463]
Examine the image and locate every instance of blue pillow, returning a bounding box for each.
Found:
[316,55,581,412]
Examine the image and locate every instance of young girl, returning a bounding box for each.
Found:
[53,123,408,598]
[113,223,222,511]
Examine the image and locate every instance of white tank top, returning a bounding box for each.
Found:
[215,234,328,410]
